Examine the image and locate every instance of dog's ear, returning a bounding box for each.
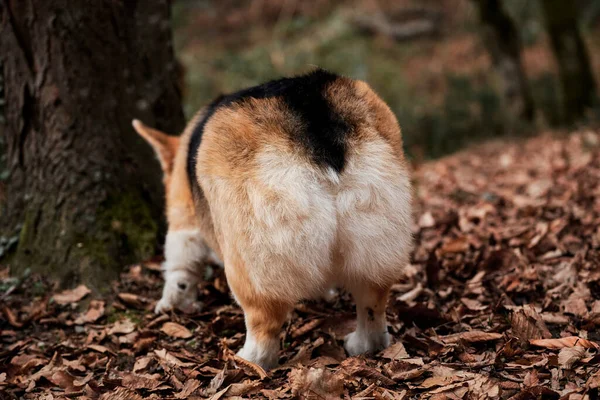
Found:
[132,119,180,176]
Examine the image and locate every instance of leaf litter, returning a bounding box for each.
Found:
[2,131,600,398]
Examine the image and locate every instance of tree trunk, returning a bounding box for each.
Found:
[540,0,597,124]
[0,0,185,287]
[473,0,535,123]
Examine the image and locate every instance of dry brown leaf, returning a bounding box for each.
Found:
[207,386,230,400]
[161,322,193,339]
[133,356,153,373]
[340,357,396,386]
[2,306,23,328]
[72,371,93,387]
[562,298,588,317]
[100,387,143,400]
[154,348,195,368]
[291,318,322,338]
[384,360,426,381]
[289,367,344,400]
[53,284,91,305]
[75,300,105,324]
[460,297,488,311]
[230,353,268,379]
[588,370,600,389]
[380,341,410,360]
[558,346,586,369]
[121,371,163,390]
[440,237,469,254]
[118,292,151,309]
[510,306,552,342]
[439,330,503,344]
[108,318,136,335]
[523,370,539,387]
[225,380,263,397]
[175,379,201,398]
[48,370,77,392]
[86,344,115,355]
[10,354,45,372]
[529,336,599,349]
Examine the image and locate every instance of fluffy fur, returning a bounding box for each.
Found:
[133,69,413,370]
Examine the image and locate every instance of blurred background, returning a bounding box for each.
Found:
[172,0,600,160]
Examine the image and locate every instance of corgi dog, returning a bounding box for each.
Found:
[134,69,413,369]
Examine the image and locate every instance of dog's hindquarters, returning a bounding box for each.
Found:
[196,76,412,368]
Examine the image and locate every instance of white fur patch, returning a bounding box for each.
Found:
[155,229,215,314]
[236,330,279,370]
[243,148,338,300]
[163,229,209,271]
[336,138,413,286]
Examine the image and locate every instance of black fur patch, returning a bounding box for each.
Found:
[186,69,351,190]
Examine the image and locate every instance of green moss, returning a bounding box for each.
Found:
[98,192,158,262]
[7,189,159,291]
[106,308,143,325]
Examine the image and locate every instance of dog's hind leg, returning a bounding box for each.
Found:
[344,284,391,356]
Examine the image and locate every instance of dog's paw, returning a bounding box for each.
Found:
[344,331,391,356]
[154,298,172,314]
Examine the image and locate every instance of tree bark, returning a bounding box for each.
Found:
[473,0,535,122]
[540,0,597,124]
[0,0,185,287]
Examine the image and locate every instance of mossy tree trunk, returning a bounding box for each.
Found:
[540,0,597,124]
[472,0,535,123]
[0,0,184,287]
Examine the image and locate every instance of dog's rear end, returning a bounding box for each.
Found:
[135,70,413,369]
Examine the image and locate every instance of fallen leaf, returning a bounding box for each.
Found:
[289,367,344,400]
[530,336,599,349]
[86,344,115,355]
[562,297,588,317]
[161,322,193,339]
[460,297,488,311]
[75,300,105,324]
[439,330,503,344]
[120,371,163,390]
[558,346,586,369]
[154,348,195,368]
[175,379,201,398]
[108,318,136,335]
[291,318,322,338]
[2,306,23,328]
[100,387,143,400]
[510,306,552,342]
[133,356,153,373]
[225,380,263,396]
[440,237,469,254]
[380,341,410,360]
[118,293,151,309]
[53,285,91,305]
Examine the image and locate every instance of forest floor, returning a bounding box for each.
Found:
[2,130,600,399]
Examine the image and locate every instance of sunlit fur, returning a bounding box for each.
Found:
[133,72,413,370]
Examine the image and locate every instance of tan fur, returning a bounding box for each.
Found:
[134,76,413,369]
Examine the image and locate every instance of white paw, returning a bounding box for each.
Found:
[344,331,391,356]
[236,336,279,370]
[154,298,172,314]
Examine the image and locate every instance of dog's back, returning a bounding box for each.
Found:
[190,70,412,302]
